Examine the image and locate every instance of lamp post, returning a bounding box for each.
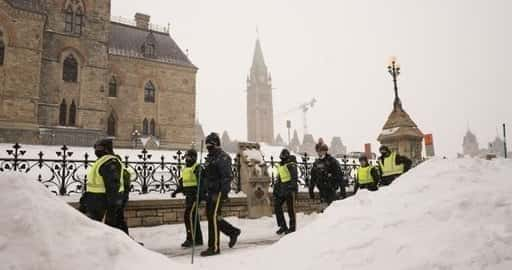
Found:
[387,56,401,105]
[131,129,140,149]
[286,120,291,147]
[504,123,508,159]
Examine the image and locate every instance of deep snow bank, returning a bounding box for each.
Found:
[229,158,512,270]
[0,173,192,270]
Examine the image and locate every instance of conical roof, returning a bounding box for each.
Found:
[378,99,423,141]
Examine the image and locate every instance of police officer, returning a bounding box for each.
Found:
[79,138,125,232]
[378,145,412,186]
[309,143,344,206]
[273,149,298,235]
[354,155,380,193]
[200,133,241,257]
[172,149,204,248]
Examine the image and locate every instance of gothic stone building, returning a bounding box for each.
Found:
[246,38,274,144]
[0,0,197,149]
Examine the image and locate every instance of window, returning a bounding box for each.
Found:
[0,40,4,66]
[59,99,67,126]
[63,0,85,35]
[74,8,83,35]
[107,113,116,136]
[144,81,155,103]
[69,100,76,126]
[63,55,78,82]
[64,7,73,33]
[108,77,117,97]
[144,43,155,57]
[142,118,149,135]
[150,119,156,136]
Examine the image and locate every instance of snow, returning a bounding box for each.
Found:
[0,172,191,270]
[2,156,512,269]
[219,158,512,270]
[379,127,400,136]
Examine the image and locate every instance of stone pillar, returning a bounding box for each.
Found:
[238,142,272,218]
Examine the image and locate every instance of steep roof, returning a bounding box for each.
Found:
[378,99,423,141]
[109,22,195,69]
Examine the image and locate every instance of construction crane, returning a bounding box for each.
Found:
[281,98,317,135]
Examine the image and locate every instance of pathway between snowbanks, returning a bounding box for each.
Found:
[222,158,512,270]
[0,172,191,270]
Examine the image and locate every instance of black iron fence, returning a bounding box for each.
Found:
[0,143,359,196]
[0,143,240,196]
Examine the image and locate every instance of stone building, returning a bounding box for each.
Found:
[0,0,197,149]
[329,136,347,156]
[462,129,480,157]
[377,91,423,162]
[246,38,274,144]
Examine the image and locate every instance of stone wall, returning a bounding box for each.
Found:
[108,55,196,150]
[69,192,324,228]
[0,1,46,143]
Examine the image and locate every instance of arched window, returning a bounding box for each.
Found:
[107,113,116,136]
[64,6,73,33]
[69,100,76,126]
[108,76,117,97]
[59,99,67,126]
[0,31,5,66]
[63,55,78,82]
[142,118,149,135]
[150,119,156,136]
[63,0,85,35]
[74,7,84,35]
[144,81,155,103]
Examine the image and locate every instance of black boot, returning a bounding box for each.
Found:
[286,228,295,234]
[276,227,288,235]
[229,229,241,248]
[182,239,203,248]
[200,248,220,257]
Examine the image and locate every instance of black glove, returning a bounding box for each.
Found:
[171,191,178,198]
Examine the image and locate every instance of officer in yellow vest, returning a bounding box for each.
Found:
[79,138,125,231]
[378,145,412,186]
[355,155,380,193]
[273,149,298,235]
[171,149,204,248]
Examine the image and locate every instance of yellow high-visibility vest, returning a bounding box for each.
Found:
[380,151,404,177]
[86,154,124,193]
[278,163,293,183]
[182,163,199,187]
[357,166,374,184]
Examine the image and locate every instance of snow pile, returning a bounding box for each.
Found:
[0,173,191,270]
[229,158,512,270]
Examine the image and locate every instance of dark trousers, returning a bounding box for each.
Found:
[318,187,337,205]
[380,175,399,186]
[206,192,239,252]
[354,182,378,193]
[184,194,203,243]
[274,192,296,231]
[83,192,125,233]
[117,194,129,235]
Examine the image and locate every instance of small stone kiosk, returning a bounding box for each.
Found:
[237,142,272,218]
[377,57,423,163]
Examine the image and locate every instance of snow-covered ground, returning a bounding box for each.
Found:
[2,157,512,270]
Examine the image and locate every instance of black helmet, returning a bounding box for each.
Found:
[94,138,113,154]
[205,132,221,147]
[279,149,291,160]
[379,145,390,153]
[358,155,368,162]
[184,149,198,159]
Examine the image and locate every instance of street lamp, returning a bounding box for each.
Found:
[286,120,291,146]
[131,129,140,149]
[387,56,401,105]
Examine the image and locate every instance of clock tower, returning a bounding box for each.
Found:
[246,38,274,144]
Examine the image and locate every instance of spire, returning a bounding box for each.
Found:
[252,38,267,71]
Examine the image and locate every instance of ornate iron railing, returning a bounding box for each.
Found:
[0,143,241,196]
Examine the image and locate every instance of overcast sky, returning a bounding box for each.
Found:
[112,0,511,157]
